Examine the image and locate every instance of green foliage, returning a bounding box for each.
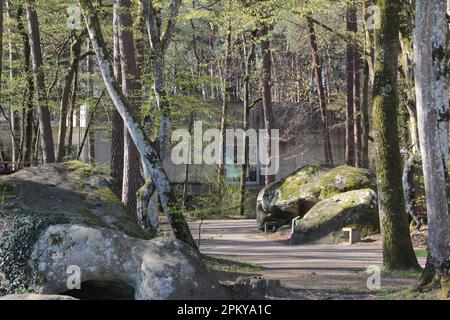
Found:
[177,168,253,219]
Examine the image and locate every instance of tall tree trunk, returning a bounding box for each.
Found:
[372,0,419,270]
[79,0,197,248]
[111,1,124,196]
[415,0,450,295]
[345,7,356,166]
[25,0,55,163]
[141,0,181,160]
[239,31,256,216]
[307,17,333,165]
[399,2,420,153]
[261,23,278,183]
[0,1,3,167]
[361,2,374,169]
[117,0,142,216]
[361,59,370,168]
[16,4,34,167]
[218,20,232,185]
[140,0,181,227]
[67,67,78,155]
[6,2,21,169]
[86,42,96,164]
[56,33,85,162]
[353,35,362,167]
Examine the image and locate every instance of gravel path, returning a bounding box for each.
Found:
[189,219,426,292]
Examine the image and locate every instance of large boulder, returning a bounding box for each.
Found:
[290,189,380,244]
[256,165,376,230]
[0,163,226,300]
[0,161,146,238]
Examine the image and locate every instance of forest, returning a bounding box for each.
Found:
[0,0,448,303]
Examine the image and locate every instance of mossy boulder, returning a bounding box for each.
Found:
[0,163,226,299]
[256,165,376,230]
[290,189,380,244]
[307,166,376,199]
[0,161,145,238]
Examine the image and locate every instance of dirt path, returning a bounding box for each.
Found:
[189,219,426,296]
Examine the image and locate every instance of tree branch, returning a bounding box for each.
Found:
[160,0,182,51]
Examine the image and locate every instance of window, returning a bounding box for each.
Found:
[225,141,260,185]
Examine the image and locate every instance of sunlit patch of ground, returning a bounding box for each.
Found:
[187,219,429,300]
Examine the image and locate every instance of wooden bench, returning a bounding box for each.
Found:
[342,227,361,244]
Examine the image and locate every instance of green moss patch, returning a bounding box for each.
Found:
[308,166,376,199]
[291,189,380,244]
[274,165,325,202]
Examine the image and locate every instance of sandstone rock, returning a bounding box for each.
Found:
[256,165,376,230]
[0,163,227,300]
[290,189,380,244]
[0,161,145,238]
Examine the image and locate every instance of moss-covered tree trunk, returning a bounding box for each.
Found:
[17,4,34,168]
[78,0,197,249]
[372,0,419,271]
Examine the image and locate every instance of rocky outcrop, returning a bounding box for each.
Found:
[0,162,227,300]
[256,165,376,230]
[0,161,146,238]
[290,189,380,244]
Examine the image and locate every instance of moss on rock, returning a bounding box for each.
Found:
[276,165,326,201]
[257,165,377,230]
[290,189,380,244]
[0,162,146,239]
[308,166,376,199]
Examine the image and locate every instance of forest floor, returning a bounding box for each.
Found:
[187,219,434,300]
